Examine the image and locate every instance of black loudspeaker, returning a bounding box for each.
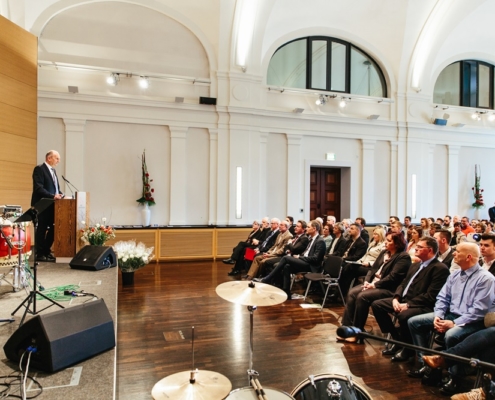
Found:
[199,96,217,105]
[69,245,117,271]
[3,299,115,372]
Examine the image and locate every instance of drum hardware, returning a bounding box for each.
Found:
[217,281,291,399]
[291,373,371,400]
[11,201,64,326]
[151,326,232,400]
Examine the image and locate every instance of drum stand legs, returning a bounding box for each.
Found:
[246,305,269,400]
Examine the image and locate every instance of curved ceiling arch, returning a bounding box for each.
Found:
[31,0,217,75]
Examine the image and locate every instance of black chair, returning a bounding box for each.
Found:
[303,255,344,311]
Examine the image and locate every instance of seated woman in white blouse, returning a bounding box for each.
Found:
[406,226,423,263]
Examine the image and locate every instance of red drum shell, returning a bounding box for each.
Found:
[0,225,31,257]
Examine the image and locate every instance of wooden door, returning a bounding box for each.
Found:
[309,167,341,221]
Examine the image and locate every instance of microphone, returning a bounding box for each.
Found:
[336,325,362,338]
[61,175,79,198]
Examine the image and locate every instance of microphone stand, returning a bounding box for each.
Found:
[338,326,495,387]
[61,175,79,198]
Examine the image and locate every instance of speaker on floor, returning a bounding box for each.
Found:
[3,299,115,372]
[69,245,117,271]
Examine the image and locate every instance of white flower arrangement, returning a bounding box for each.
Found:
[112,240,154,273]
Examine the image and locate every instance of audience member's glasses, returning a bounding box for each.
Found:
[415,245,431,250]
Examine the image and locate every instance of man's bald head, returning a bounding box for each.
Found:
[45,150,60,167]
[454,242,480,271]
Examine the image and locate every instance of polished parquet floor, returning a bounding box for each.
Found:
[116,261,448,399]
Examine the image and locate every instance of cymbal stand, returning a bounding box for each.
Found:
[189,326,199,383]
[246,304,269,400]
[11,211,63,326]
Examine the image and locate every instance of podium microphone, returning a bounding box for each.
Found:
[61,175,79,197]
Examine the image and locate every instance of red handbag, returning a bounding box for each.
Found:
[244,248,256,261]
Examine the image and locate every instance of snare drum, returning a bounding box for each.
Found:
[0,224,31,258]
[227,386,295,399]
[291,374,372,400]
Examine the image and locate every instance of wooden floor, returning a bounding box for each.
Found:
[116,261,447,399]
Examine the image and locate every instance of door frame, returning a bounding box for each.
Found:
[304,159,357,221]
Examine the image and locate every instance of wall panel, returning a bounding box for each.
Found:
[0,16,37,211]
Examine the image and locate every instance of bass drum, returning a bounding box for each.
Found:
[0,224,31,258]
[291,374,372,400]
[227,386,295,400]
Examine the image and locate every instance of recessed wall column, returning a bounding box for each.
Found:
[390,141,399,216]
[447,145,460,215]
[361,139,376,220]
[286,134,302,217]
[208,128,218,225]
[63,118,86,193]
[259,132,268,217]
[169,126,188,225]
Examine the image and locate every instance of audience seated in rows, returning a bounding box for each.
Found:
[224,218,268,268]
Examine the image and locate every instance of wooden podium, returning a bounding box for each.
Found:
[53,192,89,262]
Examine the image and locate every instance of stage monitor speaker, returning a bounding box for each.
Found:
[199,96,217,105]
[3,299,115,372]
[69,245,117,271]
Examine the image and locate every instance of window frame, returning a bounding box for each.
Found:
[270,36,387,97]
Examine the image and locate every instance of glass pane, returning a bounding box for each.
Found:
[267,39,306,88]
[478,64,490,108]
[350,47,384,97]
[311,40,327,90]
[331,42,346,91]
[434,62,460,106]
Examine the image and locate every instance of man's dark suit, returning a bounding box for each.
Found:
[371,258,449,344]
[361,228,369,244]
[259,234,309,277]
[489,206,495,223]
[31,163,62,257]
[337,236,369,296]
[281,235,327,297]
[439,248,455,269]
[341,250,411,330]
[236,229,280,272]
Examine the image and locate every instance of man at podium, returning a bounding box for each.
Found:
[31,150,64,262]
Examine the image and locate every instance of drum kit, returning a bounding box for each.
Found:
[0,205,32,292]
[151,280,372,400]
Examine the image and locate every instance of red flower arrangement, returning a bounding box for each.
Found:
[136,150,155,206]
[472,164,484,209]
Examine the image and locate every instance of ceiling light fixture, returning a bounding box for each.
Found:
[489,113,495,122]
[316,95,327,106]
[106,73,119,86]
[139,76,149,89]
[339,97,348,108]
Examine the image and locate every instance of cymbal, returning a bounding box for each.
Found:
[151,370,232,400]
[216,281,287,306]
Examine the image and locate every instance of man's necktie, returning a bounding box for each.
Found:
[51,168,59,192]
[402,263,425,297]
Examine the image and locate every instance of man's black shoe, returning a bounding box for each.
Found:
[46,254,56,261]
[36,255,48,262]
[222,259,235,264]
[382,344,400,356]
[407,365,430,379]
[421,367,443,387]
[227,270,240,276]
[391,348,413,362]
[439,378,460,395]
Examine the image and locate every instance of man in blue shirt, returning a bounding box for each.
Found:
[406,242,495,394]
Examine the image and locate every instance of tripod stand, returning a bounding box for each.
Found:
[11,201,64,326]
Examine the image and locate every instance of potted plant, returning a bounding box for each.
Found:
[136,150,155,226]
[113,240,154,285]
[80,218,116,246]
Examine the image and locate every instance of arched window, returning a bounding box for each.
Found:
[267,37,387,97]
[434,60,494,109]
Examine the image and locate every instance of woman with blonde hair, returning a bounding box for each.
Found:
[420,218,430,236]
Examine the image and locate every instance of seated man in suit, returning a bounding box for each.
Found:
[232,218,280,277]
[259,221,325,295]
[244,220,292,280]
[253,220,309,283]
[433,229,457,271]
[372,236,450,361]
[480,233,495,275]
[279,220,327,299]
[336,223,368,297]
[355,217,369,244]
[406,242,495,395]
